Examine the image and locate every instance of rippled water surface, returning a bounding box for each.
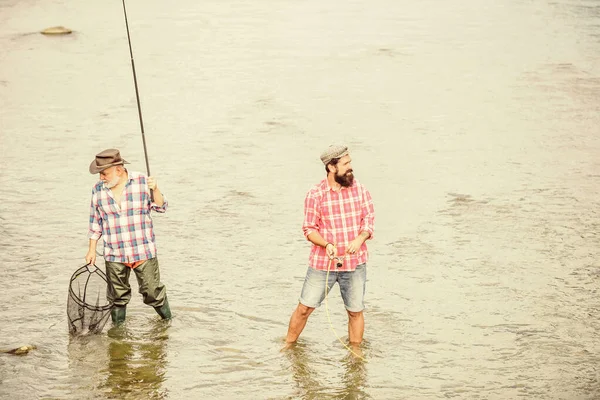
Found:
[1,0,599,398]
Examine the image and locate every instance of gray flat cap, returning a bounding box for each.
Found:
[320,145,348,165]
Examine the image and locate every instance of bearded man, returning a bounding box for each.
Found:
[85,148,171,325]
[285,145,375,345]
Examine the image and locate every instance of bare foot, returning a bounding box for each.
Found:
[280,341,295,352]
[348,343,364,360]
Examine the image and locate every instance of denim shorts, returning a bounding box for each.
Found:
[299,263,367,312]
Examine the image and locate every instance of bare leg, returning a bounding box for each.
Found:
[285,303,315,343]
[347,310,364,344]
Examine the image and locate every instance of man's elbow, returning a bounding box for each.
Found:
[303,228,316,238]
[88,231,102,241]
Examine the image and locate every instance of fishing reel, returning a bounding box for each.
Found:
[332,256,343,268]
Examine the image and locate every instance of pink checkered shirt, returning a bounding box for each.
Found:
[302,178,374,271]
[88,171,168,263]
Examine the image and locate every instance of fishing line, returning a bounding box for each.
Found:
[324,256,366,362]
[120,0,153,199]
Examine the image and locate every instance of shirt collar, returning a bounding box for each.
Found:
[325,179,345,192]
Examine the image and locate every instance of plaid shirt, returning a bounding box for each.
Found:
[88,171,168,263]
[302,178,374,271]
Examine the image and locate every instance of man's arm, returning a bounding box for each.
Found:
[152,187,165,207]
[85,239,98,265]
[302,190,337,258]
[307,231,337,258]
[358,231,371,241]
[359,187,375,240]
[148,176,167,211]
[86,191,103,265]
[346,187,374,254]
[346,231,370,254]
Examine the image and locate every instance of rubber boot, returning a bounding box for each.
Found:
[154,297,172,320]
[111,305,126,325]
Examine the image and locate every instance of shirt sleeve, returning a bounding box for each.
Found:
[151,193,168,213]
[360,186,375,240]
[302,191,321,238]
[141,174,167,213]
[88,190,103,240]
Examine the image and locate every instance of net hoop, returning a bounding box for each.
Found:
[68,264,113,312]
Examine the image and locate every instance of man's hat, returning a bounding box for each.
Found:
[320,145,348,165]
[89,149,129,174]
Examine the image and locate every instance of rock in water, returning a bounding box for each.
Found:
[41,26,72,35]
[1,345,37,355]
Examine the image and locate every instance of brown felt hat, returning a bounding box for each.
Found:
[89,149,129,174]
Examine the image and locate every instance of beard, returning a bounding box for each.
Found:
[334,170,354,187]
[104,175,121,189]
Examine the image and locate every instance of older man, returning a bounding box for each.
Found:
[285,145,375,345]
[85,148,171,324]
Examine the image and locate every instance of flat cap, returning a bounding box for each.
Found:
[320,145,348,165]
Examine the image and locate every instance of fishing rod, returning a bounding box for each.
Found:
[120,0,152,180]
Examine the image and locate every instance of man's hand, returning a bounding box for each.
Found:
[86,239,99,265]
[147,176,158,191]
[325,243,338,259]
[85,250,96,266]
[346,238,363,254]
[346,232,370,254]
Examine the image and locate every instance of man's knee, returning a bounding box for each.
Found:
[140,286,166,308]
[296,303,315,318]
[347,310,363,319]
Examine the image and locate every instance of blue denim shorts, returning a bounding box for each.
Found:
[299,263,367,312]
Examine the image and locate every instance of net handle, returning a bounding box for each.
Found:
[86,263,98,273]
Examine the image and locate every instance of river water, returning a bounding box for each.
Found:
[1,0,599,398]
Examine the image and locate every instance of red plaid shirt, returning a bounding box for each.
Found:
[88,171,168,263]
[302,178,374,271]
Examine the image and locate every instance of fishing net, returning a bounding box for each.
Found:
[67,263,113,335]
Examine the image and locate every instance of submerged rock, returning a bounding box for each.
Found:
[1,345,37,355]
[41,26,72,35]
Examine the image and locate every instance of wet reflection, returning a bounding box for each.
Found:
[284,342,369,400]
[67,334,110,396]
[340,345,370,400]
[285,343,323,399]
[102,321,170,399]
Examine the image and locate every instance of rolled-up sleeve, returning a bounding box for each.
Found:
[360,187,375,240]
[88,191,103,240]
[151,194,168,213]
[302,192,320,238]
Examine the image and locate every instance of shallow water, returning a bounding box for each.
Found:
[1,0,599,398]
